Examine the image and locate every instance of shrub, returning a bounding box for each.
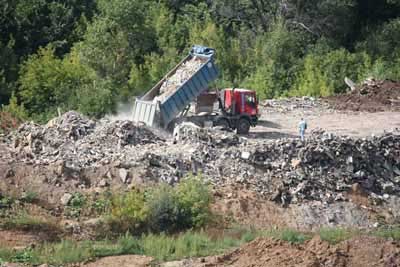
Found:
[146,184,180,233]
[176,176,212,229]
[110,189,148,233]
[65,192,87,217]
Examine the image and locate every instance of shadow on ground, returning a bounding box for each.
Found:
[257,120,282,129]
[247,131,297,140]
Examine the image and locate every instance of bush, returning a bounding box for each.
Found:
[109,176,212,234]
[176,176,212,229]
[146,184,180,233]
[110,189,148,233]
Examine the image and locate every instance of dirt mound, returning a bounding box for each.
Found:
[327,79,400,112]
[202,236,400,267]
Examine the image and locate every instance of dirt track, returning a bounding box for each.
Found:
[253,107,400,140]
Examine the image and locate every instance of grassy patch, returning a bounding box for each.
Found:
[0,228,259,265]
[319,228,357,244]
[20,191,39,204]
[0,247,14,263]
[1,213,60,234]
[260,228,311,244]
[373,226,400,241]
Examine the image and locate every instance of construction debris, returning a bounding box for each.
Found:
[327,79,400,112]
[155,57,204,102]
[7,111,163,168]
[2,110,400,207]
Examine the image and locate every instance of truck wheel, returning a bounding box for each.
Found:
[236,118,250,134]
[217,119,230,130]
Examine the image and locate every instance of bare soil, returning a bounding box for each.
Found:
[164,236,400,267]
[84,255,153,267]
[326,79,400,112]
[253,108,400,140]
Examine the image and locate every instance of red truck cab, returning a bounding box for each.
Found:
[218,88,259,134]
[223,88,259,117]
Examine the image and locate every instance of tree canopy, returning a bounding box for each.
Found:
[0,0,399,121]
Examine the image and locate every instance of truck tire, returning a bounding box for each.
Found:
[237,118,250,134]
[216,118,230,130]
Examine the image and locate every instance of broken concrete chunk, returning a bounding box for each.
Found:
[119,168,129,184]
[60,193,73,206]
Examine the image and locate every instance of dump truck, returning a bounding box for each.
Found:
[132,45,259,134]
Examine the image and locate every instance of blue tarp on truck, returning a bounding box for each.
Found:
[132,45,219,128]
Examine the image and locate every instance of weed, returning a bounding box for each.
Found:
[92,196,112,215]
[12,249,37,264]
[20,191,39,203]
[0,195,13,208]
[0,248,13,263]
[37,240,93,265]
[319,228,357,244]
[65,192,87,217]
[1,212,60,233]
[373,226,400,241]
[261,228,311,244]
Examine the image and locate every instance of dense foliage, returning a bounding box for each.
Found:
[110,176,212,234]
[0,0,400,121]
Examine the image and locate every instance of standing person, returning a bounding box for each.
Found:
[298,118,307,141]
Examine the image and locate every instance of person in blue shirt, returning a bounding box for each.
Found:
[298,118,307,141]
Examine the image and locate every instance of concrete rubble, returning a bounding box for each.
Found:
[155,56,203,102]
[261,97,331,113]
[2,111,400,207]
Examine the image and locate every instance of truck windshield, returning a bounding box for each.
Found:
[246,95,256,107]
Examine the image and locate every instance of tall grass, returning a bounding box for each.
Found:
[318,228,358,244]
[0,228,259,265]
[373,226,400,241]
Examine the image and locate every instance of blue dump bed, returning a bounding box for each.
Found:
[133,45,219,128]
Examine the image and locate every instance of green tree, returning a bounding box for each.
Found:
[243,21,310,99]
[18,46,110,120]
[291,49,372,96]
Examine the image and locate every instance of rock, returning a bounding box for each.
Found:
[119,168,129,184]
[382,182,395,194]
[60,193,73,205]
[291,159,301,168]
[98,179,109,187]
[241,151,251,160]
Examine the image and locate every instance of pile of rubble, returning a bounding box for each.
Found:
[155,57,203,102]
[240,131,400,205]
[173,122,241,147]
[327,79,400,112]
[3,111,400,206]
[261,97,330,113]
[7,111,163,168]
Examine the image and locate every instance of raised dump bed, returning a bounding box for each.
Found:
[133,45,219,128]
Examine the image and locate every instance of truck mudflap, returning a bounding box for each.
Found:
[132,100,160,128]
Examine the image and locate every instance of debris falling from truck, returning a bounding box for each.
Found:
[154,56,204,103]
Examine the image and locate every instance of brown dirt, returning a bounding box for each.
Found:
[84,255,153,267]
[212,186,289,229]
[174,236,400,267]
[326,79,400,112]
[0,230,43,250]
